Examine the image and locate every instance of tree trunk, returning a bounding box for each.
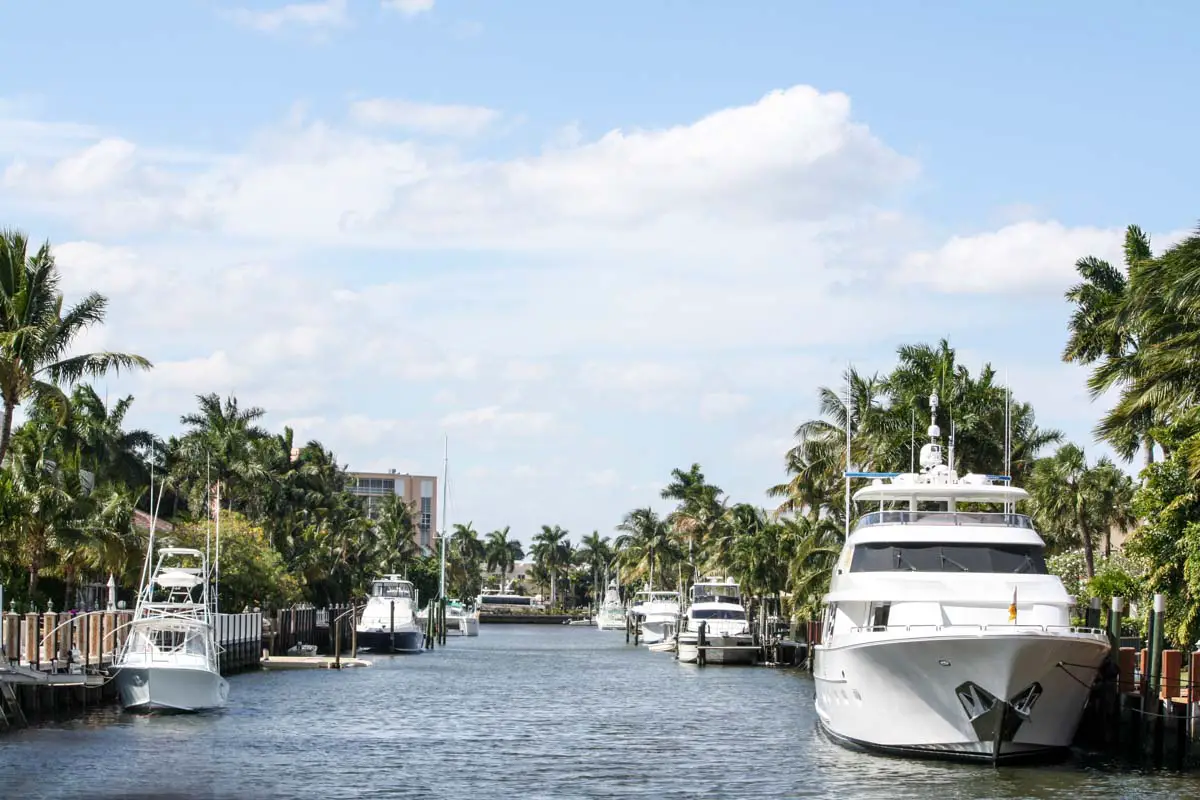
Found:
[1144,436,1155,469]
[1077,506,1096,579]
[0,399,14,467]
[550,572,557,609]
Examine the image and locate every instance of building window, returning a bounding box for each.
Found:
[421,479,433,498]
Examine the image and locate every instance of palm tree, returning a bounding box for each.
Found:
[177,393,269,511]
[484,526,524,592]
[1026,444,1135,578]
[1062,224,1159,465]
[575,531,612,610]
[531,524,571,608]
[0,229,151,465]
[614,508,675,589]
[450,522,484,599]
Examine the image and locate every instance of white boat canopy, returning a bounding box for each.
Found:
[852,472,1029,505]
[155,570,204,589]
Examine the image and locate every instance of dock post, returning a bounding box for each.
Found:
[351,606,358,659]
[334,616,341,669]
[389,600,395,654]
[697,621,707,667]
[1147,594,1165,710]
[439,598,447,646]
[1086,597,1101,630]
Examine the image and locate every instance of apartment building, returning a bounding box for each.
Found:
[346,469,439,552]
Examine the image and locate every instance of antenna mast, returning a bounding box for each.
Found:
[439,434,448,600]
[1004,368,1012,514]
[844,365,852,539]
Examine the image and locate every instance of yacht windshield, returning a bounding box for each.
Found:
[850,543,1048,574]
[372,582,413,598]
[691,609,746,620]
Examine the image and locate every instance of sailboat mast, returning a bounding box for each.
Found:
[439,435,448,599]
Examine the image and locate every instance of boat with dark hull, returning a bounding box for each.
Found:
[356,575,423,654]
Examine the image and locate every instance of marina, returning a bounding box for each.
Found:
[1,624,1197,799]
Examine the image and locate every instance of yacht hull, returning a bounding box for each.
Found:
[595,609,625,631]
[677,632,758,665]
[115,666,229,713]
[450,616,479,637]
[637,616,679,644]
[356,628,424,653]
[813,630,1109,762]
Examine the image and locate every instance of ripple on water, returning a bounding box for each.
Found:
[0,626,1193,799]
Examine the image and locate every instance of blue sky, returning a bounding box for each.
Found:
[1,0,1195,548]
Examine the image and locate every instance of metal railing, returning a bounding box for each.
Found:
[855,510,1035,530]
[844,623,1105,635]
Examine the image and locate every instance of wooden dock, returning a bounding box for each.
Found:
[1,608,263,732]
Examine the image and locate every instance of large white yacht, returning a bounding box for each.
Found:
[813,394,1110,763]
[677,578,756,665]
[595,579,626,631]
[112,545,229,712]
[627,590,682,644]
[356,575,424,653]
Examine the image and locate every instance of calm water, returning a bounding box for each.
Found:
[0,626,1189,799]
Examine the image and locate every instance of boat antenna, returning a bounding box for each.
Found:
[439,434,448,600]
[1004,367,1012,513]
[844,363,852,540]
[910,406,916,473]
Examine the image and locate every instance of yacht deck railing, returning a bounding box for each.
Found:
[844,623,1105,635]
[855,510,1034,530]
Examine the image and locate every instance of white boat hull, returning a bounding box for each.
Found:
[115,666,229,712]
[814,630,1109,762]
[451,616,479,637]
[677,632,758,665]
[595,608,625,631]
[638,616,678,644]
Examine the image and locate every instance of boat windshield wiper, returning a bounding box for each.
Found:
[939,550,970,572]
[893,550,917,571]
[1012,555,1035,574]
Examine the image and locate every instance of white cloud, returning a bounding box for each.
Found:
[382,0,434,15]
[502,361,552,382]
[223,0,349,33]
[349,98,498,137]
[698,391,750,419]
[2,84,914,252]
[895,221,1192,295]
[585,468,619,487]
[438,406,557,436]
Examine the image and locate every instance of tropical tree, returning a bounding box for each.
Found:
[484,526,524,592]
[449,522,484,600]
[0,229,151,466]
[531,524,571,608]
[1062,224,1160,464]
[575,530,613,609]
[614,507,676,589]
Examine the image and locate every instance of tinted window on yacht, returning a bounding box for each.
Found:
[849,543,1048,574]
[691,609,747,620]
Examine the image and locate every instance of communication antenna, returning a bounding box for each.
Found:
[844,365,852,540]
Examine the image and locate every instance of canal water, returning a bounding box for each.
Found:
[0,626,1190,799]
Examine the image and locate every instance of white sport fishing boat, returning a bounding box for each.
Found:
[357,574,424,653]
[113,479,228,712]
[677,578,756,665]
[628,590,681,644]
[417,599,480,636]
[595,578,626,631]
[813,391,1110,763]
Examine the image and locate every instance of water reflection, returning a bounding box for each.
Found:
[0,626,1191,799]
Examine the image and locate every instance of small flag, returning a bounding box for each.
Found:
[1008,587,1017,623]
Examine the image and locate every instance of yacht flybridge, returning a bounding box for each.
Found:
[813,392,1110,764]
